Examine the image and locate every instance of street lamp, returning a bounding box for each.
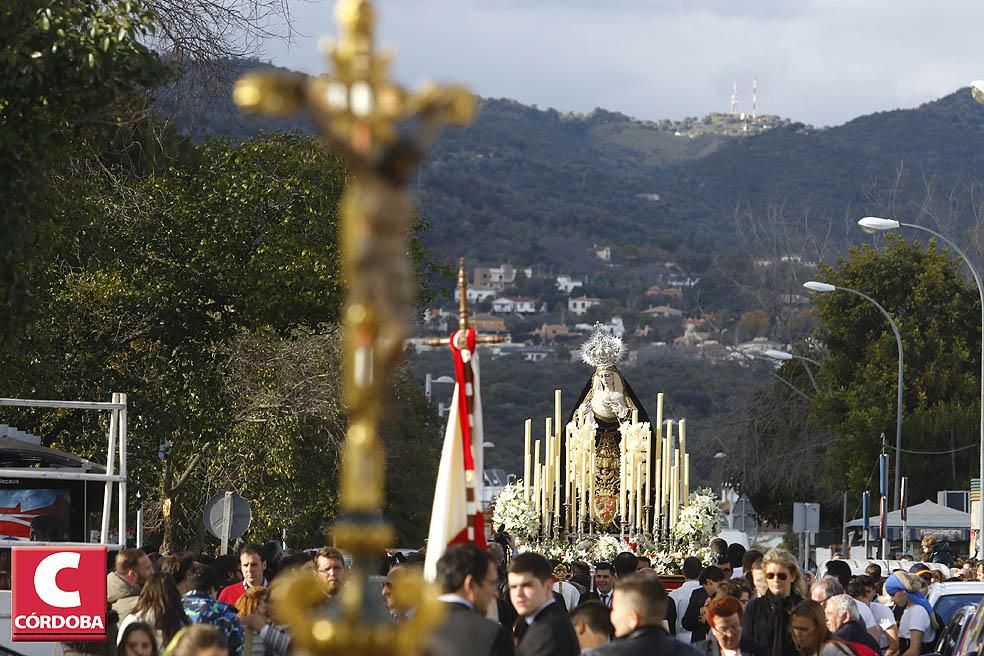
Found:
[859,215,984,558]
[764,349,821,392]
[804,280,905,512]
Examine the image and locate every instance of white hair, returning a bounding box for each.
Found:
[828,594,859,621]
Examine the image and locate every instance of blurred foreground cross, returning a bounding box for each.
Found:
[233,1,476,654]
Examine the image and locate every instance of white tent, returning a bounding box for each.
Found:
[845,500,970,529]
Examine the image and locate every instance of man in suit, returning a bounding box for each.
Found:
[508,552,580,656]
[594,574,698,656]
[428,544,514,656]
[682,565,726,643]
[695,596,768,656]
[580,563,615,609]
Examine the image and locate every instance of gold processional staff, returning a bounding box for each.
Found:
[233,1,476,654]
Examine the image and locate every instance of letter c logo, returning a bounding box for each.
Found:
[34,552,81,608]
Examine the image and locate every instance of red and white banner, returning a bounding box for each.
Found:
[423,328,486,580]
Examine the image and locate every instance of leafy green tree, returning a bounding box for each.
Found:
[734,236,981,523]
[810,236,980,502]
[0,0,164,318]
[0,133,441,551]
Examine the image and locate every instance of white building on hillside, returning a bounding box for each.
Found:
[491,296,539,314]
[556,275,584,294]
[454,287,497,303]
[568,296,601,316]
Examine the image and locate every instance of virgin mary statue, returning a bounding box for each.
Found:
[568,326,650,528]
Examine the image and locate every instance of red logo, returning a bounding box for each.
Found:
[11,546,107,642]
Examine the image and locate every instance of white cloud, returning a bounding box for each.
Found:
[260,0,984,126]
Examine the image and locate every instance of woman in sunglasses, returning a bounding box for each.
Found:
[742,549,806,656]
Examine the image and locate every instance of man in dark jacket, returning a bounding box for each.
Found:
[826,594,882,655]
[594,574,699,656]
[509,552,579,656]
[682,566,726,642]
[695,596,769,656]
[428,544,514,656]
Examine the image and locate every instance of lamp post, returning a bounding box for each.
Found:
[804,280,905,512]
[859,215,984,557]
[764,349,821,392]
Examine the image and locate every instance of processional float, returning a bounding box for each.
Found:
[521,327,693,543]
[233,0,474,654]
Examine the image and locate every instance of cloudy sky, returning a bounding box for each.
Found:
[263,0,984,127]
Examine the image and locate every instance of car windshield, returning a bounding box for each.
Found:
[936,595,984,623]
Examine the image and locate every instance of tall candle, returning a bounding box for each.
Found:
[619,437,627,520]
[554,449,561,519]
[632,407,639,424]
[636,461,644,531]
[541,464,549,532]
[645,427,653,521]
[656,393,664,437]
[683,452,691,505]
[670,462,679,528]
[546,426,554,516]
[555,389,562,438]
[653,458,662,524]
[579,452,587,525]
[533,440,541,512]
[524,419,532,502]
[589,449,596,531]
[679,418,687,464]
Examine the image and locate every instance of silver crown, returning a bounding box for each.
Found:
[579,324,624,369]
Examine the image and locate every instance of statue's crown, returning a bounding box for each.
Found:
[580,324,624,369]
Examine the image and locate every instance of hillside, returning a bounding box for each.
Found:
[159,60,984,271]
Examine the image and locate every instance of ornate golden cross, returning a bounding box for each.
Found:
[233,2,476,654]
[423,258,507,349]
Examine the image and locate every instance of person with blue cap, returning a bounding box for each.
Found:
[884,571,937,656]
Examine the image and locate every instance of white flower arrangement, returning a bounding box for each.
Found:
[491,481,539,542]
[673,488,721,548]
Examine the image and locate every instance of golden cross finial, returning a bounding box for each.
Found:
[424,258,506,348]
[233,2,476,654]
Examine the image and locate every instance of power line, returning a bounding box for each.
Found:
[885,443,977,455]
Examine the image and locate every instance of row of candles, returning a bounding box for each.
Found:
[521,391,691,537]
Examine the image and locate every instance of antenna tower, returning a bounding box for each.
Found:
[730,81,738,115]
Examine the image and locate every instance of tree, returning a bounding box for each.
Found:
[810,236,980,501]
[0,0,164,322]
[731,235,981,521]
[0,133,442,551]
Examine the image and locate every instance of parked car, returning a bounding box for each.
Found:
[936,597,984,656]
[929,582,984,624]
[935,603,977,656]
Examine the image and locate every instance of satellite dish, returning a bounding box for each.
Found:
[203,491,252,540]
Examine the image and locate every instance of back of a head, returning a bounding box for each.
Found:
[185,562,219,594]
[615,573,667,623]
[116,548,146,575]
[169,624,227,656]
[812,576,844,598]
[509,552,552,581]
[613,551,639,578]
[742,550,764,573]
[846,576,873,599]
[728,544,747,571]
[682,556,703,580]
[699,566,725,586]
[865,563,882,580]
[159,553,194,586]
[436,544,493,594]
[710,538,729,556]
[570,600,614,636]
[825,560,852,587]
[716,579,751,600]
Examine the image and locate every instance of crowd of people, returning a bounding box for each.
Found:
[69,535,972,656]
